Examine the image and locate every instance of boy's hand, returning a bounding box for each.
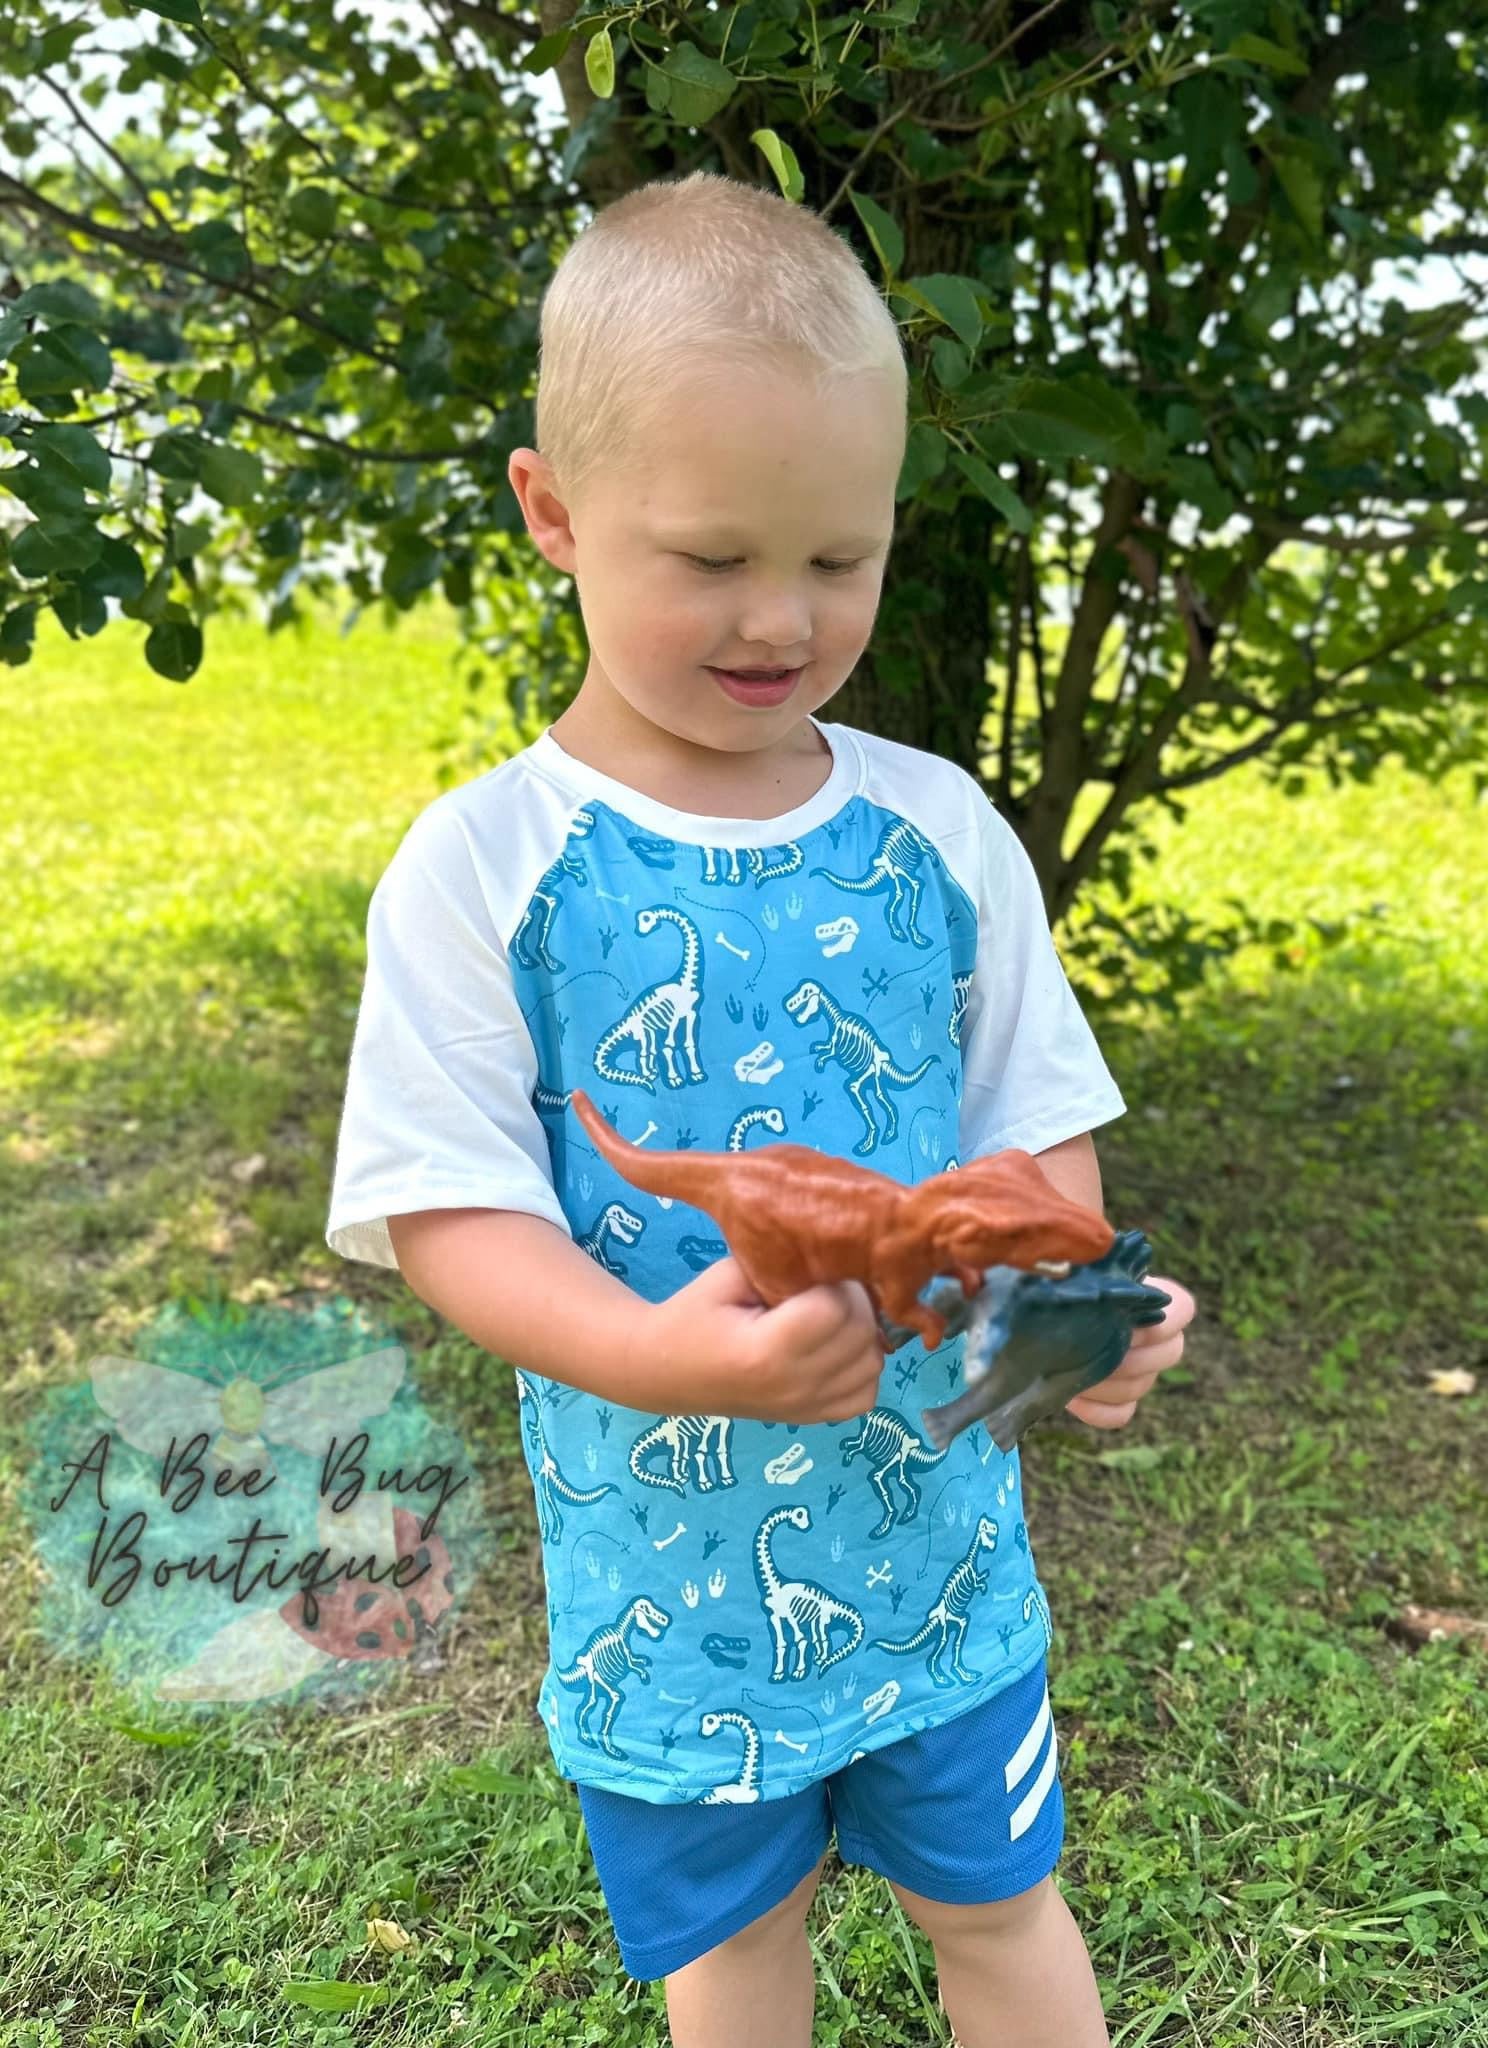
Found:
[641,1254,886,1424]
[1063,1276,1196,1429]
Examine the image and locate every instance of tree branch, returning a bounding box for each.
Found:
[40,76,180,238]
[430,0,543,54]
[0,174,498,409]
[171,395,494,464]
[1252,505,1488,554]
[1094,702,1374,794]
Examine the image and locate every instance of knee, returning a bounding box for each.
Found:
[890,1870,1054,1949]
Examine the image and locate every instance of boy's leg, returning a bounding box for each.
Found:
[895,1873,1109,2048]
[662,1852,826,2048]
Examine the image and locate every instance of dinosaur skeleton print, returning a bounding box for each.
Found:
[327,717,1127,1804]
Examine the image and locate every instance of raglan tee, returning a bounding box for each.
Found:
[326,717,1127,1806]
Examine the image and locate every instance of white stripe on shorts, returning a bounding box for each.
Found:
[1004,1680,1058,1842]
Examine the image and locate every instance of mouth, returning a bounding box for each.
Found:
[707,665,804,705]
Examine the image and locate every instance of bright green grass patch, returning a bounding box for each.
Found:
[2,603,1485,2044]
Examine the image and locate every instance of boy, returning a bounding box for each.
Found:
[327,170,1186,2048]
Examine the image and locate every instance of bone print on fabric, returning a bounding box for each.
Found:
[325,719,1128,1804]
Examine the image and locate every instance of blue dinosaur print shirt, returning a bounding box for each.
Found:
[327,717,1127,1805]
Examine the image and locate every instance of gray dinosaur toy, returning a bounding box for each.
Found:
[877,1230,1172,1451]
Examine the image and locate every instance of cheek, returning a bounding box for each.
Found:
[619,571,880,667]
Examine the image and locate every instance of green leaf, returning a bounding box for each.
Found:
[1269,150,1325,244]
[401,321,453,402]
[0,602,38,664]
[170,519,213,560]
[197,442,264,507]
[52,580,109,638]
[951,448,1033,532]
[584,25,615,99]
[11,517,104,577]
[916,274,982,354]
[1168,455,1236,528]
[184,218,252,279]
[1003,372,1146,468]
[381,534,443,606]
[108,1720,202,1744]
[445,1765,535,1796]
[32,421,112,494]
[521,27,571,75]
[848,190,904,280]
[660,43,736,127]
[752,129,803,205]
[897,420,948,499]
[145,609,204,681]
[287,185,338,239]
[1094,1444,1172,1470]
[281,1980,389,2012]
[122,564,172,624]
[13,280,104,327]
[1225,32,1309,77]
[81,535,147,603]
[441,554,473,607]
[133,0,204,20]
[3,458,85,520]
[193,366,233,405]
[149,430,206,482]
[257,514,302,559]
[929,336,970,391]
[15,327,113,399]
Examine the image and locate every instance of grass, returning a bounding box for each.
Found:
[1,597,1485,2045]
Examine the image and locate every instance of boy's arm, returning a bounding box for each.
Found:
[956,785,1127,1176]
[1029,1130,1104,1217]
[1028,1129,1193,1429]
[387,1207,664,1409]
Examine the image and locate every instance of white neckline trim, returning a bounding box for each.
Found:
[526,717,864,846]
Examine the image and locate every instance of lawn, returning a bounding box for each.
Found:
[2,600,1485,2046]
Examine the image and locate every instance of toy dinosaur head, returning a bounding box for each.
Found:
[934,1148,1115,1273]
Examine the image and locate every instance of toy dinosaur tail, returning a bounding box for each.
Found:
[569,1088,717,1202]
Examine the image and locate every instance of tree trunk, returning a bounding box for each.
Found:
[833,490,1000,782]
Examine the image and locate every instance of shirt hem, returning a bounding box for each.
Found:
[326,1187,572,1268]
[549,1627,1053,1805]
[963,1087,1128,1163]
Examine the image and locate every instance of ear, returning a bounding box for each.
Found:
[507,447,579,576]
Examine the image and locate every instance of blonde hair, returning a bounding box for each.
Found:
[533,169,908,510]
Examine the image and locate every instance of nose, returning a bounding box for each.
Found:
[731,586,815,643]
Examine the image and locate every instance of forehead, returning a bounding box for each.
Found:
[621,366,902,534]
[645,515,888,547]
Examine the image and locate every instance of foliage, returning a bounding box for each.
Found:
[2,0,1487,996]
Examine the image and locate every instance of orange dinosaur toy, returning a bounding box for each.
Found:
[569,1089,1115,1353]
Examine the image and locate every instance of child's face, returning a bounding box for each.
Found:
[509,363,903,757]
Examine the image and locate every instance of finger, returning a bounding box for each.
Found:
[1114,1329,1187,1373]
[1144,1279,1197,1329]
[1077,1359,1167,1407]
[762,1281,853,1339]
[763,1284,878,1371]
[1066,1396,1137,1429]
[1078,1377,1158,1412]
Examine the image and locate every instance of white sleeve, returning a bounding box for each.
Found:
[325,804,572,1270]
[957,791,1127,1162]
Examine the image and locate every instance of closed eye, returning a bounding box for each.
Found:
[686,555,862,576]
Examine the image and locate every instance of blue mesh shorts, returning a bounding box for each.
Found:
[572,1655,1064,1981]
